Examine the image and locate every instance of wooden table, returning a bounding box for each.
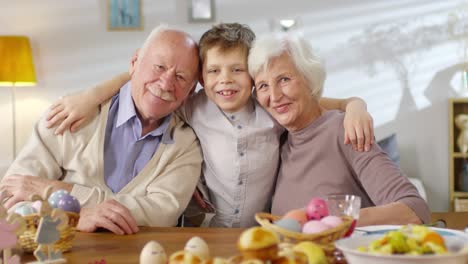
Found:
[431,211,468,230]
[21,227,244,263]
[20,212,467,263]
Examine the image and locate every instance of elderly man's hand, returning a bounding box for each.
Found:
[0,175,73,209]
[77,199,139,235]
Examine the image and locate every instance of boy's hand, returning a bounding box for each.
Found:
[343,100,374,152]
[46,91,99,135]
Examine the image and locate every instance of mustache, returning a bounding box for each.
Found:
[148,85,175,102]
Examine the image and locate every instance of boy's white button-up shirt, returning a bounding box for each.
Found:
[180,89,283,227]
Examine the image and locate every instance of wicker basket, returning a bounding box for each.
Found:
[255,213,353,263]
[17,212,80,253]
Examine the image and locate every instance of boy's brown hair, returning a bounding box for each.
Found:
[198,23,255,65]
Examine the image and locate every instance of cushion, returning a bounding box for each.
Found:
[377,133,400,166]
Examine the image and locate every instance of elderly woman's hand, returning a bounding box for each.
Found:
[343,98,374,152]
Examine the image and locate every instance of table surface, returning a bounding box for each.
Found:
[22,227,244,263]
[430,211,468,230]
[20,212,467,263]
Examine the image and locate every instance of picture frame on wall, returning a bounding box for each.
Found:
[189,0,215,23]
[108,0,143,31]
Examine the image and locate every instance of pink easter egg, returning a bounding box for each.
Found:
[302,220,331,234]
[320,215,343,228]
[306,198,329,220]
[283,209,308,226]
[31,200,42,212]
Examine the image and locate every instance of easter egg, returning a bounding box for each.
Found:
[302,220,330,234]
[283,209,308,226]
[31,200,42,212]
[306,198,328,220]
[184,236,210,260]
[320,215,343,228]
[140,241,167,264]
[274,218,302,232]
[57,195,81,213]
[14,203,36,216]
[48,189,69,208]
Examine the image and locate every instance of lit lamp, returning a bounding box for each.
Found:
[0,36,37,158]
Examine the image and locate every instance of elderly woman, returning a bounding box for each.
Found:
[248,34,430,225]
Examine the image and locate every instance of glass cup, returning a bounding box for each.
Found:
[324,194,361,237]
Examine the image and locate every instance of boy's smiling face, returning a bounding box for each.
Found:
[202,46,253,113]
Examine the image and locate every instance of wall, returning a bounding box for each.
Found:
[1,0,466,211]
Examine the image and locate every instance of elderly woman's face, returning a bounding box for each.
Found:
[253,52,314,131]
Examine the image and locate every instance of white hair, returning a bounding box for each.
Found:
[248,33,326,98]
[138,24,195,60]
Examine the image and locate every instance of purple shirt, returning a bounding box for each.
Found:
[104,82,173,193]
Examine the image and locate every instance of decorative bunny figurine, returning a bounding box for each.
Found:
[31,187,68,264]
[455,114,468,153]
[0,190,26,264]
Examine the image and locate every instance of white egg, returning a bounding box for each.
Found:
[184,236,210,260]
[140,241,167,264]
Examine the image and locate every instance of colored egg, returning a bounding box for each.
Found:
[320,215,343,228]
[306,198,329,220]
[48,189,69,208]
[283,209,308,226]
[302,220,330,234]
[140,241,167,264]
[31,200,42,212]
[14,203,36,216]
[57,195,81,213]
[184,236,210,260]
[274,218,302,233]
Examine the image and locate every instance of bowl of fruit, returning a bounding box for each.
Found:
[335,225,468,264]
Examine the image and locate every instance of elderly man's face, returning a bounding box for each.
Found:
[253,52,314,131]
[129,31,199,124]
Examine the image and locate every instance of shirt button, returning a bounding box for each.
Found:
[237,125,242,129]
[234,209,239,214]
[239,152,244,157]
[231,115,235,120]
[238,180,243,185]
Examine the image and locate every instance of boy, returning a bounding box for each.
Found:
[46,23,374,227]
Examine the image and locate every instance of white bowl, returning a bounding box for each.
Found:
[335,234,468,264]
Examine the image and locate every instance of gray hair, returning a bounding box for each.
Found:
[248,33,326,98]
[139,24,195,60]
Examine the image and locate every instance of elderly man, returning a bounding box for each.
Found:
[0,25,203,235]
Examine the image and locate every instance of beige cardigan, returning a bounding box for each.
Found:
[5,100,203,227]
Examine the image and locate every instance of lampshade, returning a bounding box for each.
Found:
[0,36,37,87]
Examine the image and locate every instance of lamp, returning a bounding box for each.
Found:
[0,36,37,158]
[269,18,301,32]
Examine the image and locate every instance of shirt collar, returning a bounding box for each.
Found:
[223,97,255,123]
[116,82,136,128]
[115,81,174,144]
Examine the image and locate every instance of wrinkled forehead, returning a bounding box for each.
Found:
[145,32,200,76]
